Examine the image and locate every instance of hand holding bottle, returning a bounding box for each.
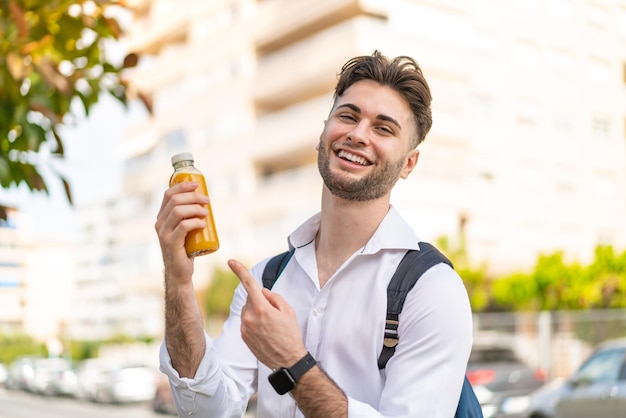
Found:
[168,152,220,257]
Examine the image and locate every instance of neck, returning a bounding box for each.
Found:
[314,187,391,285]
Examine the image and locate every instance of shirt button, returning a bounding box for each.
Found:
[313,307,321,316]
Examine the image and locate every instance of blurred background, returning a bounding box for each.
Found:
[1,0,626,417]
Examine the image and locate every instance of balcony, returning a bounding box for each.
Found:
[250,164,322,218]
[124,0,198,55]
[125,0,150,16]
[117,120,159,160]
[254,16,387,111]
[252,94,331,163]
[254,0,388,55]
[124,46,188,94]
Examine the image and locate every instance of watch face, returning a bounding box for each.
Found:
[269,368,296,395]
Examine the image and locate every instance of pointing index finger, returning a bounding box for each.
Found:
[228,259,264,302]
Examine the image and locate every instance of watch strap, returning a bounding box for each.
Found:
[288,352,317,383]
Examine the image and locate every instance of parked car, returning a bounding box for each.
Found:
[0,362,8,387]
[74,358,120,401]
[6,355,41,391]
[152,373,259,416]
[45,367,79,397]
[468,342,546,418]
[152,373,177,415]
[26,357,73,395]
[525,338,626,418]
[92,365,158,404]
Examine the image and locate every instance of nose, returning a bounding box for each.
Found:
[347,120,370,145]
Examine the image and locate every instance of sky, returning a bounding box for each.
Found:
[0,94,146,242]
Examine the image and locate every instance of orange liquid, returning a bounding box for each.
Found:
[169,172,220,257]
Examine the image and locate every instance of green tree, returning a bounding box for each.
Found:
[67,339,100,361]
[435,235,492,311]
[587,245,626,308]
[203,268,240,319]
[0,0,142,209]
[492,246,626,311]
[0,332,44,364]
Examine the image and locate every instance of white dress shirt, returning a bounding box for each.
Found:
[160,206,473,417]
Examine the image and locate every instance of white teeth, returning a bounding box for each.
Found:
[338,150,370,166]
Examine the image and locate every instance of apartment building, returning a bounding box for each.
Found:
[69,197,162,340]
[0,205,25,334]
[123,0,626,267]
[0,203,75,341]
[69,0,626,338]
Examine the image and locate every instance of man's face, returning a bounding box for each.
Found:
[317,80,419,202]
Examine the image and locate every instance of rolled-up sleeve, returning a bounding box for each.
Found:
[158,263,265,417]
[159,333,249,417]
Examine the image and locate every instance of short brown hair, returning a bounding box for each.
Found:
[333,51,432,147]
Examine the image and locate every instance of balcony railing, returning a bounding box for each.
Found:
[124,0,199,55]
[252,94,331,162]
[254,0,387,55]
[254,16,387,111]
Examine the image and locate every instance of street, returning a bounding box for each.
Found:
[0,387,257,418]
[0,388,166,418]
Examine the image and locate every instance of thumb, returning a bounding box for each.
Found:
[262,288,289,311]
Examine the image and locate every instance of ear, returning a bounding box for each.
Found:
[399,149,419,179]
[316,121,328,151]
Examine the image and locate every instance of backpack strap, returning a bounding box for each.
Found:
[262,248,295,290]
[259,243,453,369]
[260,244,481,417]
[378,242,452,369]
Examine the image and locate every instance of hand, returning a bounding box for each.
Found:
[228,259,307,370]
[155,181,211,284]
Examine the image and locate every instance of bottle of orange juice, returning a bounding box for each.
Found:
[169,152,220,257]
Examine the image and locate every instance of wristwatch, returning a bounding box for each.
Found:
[268,352,317,395]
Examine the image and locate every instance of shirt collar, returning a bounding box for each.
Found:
[287,205,421,254]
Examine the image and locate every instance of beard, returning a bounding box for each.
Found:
[317,140,405,202]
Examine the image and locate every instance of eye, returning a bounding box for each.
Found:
[376,125,394,135]
[338,113,357,122]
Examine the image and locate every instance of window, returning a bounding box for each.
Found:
[588,59,610,84]
[547,0,574,20]
[513,0,539,13]
[597,230,615,246]
[0,274,20,288]
[518,159,542,189]
[574,347,626,384]
[593,171,617,199]
[553,111,574,134]
[619,9,626,38]
[471,30,497,56]
[592,117,610,140]
[229,0,240,19]
[164,128,186,152]
[472,94,494,115]
[515,99,540,127]
[550,49,575,74]
[586,3,609,28]
[555,164,577,193]
[513,41,540,69]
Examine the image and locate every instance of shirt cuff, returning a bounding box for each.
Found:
[159,332,222,406]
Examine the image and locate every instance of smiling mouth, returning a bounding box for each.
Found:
[337,150,372,166]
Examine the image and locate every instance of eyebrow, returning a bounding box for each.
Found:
[335,103,402,131]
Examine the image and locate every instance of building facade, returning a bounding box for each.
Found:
[0,205,25,335]
[0,203,74,341]
[69,0,626,339]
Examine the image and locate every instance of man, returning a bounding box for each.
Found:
[155,51,473,417]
